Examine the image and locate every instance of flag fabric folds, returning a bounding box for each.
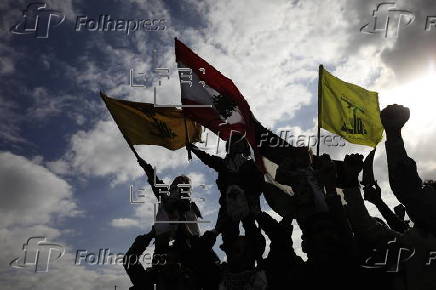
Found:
[175,38,263,170]
[253,119,295,195]
[319,66,384,147]
[101,92,201,150]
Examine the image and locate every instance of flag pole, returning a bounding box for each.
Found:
[317,65,323,157]
[183,114,192,160]
[123,131,140,160]
[176,37,192,161]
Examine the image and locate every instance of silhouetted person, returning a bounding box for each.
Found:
[255,211,305,290]
[342,153,436,290]
[123,102,436,290]
[276,149,356,290]
[218,222,267,290]
[156,245,197,290]
[182,230,221,290]
[189,135,264,249]
[137,156,202,254]
[125,226,198,290]
[123,228,158,290]
[381,104,436,234]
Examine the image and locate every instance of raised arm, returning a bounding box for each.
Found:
[341,154,397,247]
[317,154,353,240]
[262,180,296,219]
[188,143,225,172]
[381,105,422,199]
[363,183,409,233]
[137,156,164,199]
[381,104,436,232]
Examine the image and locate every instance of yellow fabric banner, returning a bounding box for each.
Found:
[320,67,383,147]
[101,93,201,150]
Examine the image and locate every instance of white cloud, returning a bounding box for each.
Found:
[183,0,357,128]
[1,246,130,290]
[132,200,156,224]
[111,218,141,228]
[46,159,71,175]
[63,120,190,184]
[0,152,130,289]
[0,94,28,145]
[0,152,79,227]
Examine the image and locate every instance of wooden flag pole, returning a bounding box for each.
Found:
[317,65,324,157]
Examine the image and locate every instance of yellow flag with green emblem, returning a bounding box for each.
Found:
[100,92,202,150]
[319,66,383,147]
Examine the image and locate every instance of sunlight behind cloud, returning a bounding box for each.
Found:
[380,68,436,142]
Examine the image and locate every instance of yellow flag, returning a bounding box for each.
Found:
[319,66,383,147]
[100,93,202,150]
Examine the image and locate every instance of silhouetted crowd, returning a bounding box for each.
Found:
[123,105,436,290]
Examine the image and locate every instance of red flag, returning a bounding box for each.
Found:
[175,38,264,171]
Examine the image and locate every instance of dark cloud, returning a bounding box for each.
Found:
[343,0,436,81]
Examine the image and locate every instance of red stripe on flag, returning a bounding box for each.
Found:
[183,99,247,140]
[175,38,265,172]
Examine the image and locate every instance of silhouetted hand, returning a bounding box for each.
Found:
[380,104,410,132]
[363,183,382,204]
[317,154,337,191]
[343,154,364,187]
[394,204,407,221]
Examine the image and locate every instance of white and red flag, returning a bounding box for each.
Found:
[175,38,264,171]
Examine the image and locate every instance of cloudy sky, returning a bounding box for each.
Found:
[1,0,435,289]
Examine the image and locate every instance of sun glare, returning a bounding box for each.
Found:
[380,71,436,130]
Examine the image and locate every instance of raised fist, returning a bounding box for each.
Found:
[343,154,364,187]
[380,104,410,131]
[363,183,382,204]
[317,154,336,189]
